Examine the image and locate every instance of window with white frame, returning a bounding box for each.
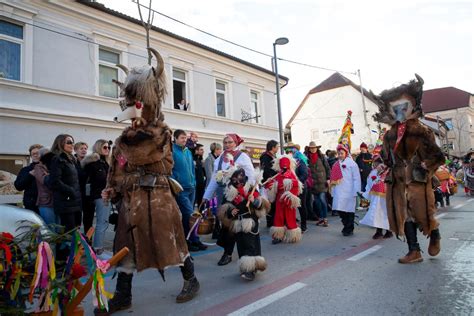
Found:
[216,81,227,117]
[98,48,120,98]
[311,129,320,140]
[0,19,23,81]
[250,90,260,123]
[173,68,188,111]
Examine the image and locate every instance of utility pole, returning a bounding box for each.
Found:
[357,69,372,144]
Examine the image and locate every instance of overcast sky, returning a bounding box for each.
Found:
[99,0,473,123]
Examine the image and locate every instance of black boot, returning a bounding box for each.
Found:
[177,257,200,303]
[342,213,354,236]
[94,272,133,315]
[372,228,383,239]
[339,211,348,234]
[399,222,423,264]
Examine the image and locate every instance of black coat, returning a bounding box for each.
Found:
[14,162,39,212]
[356,152,373,190]
[46,153,82,214]
[82,154,110,200]
[194,157,206,188]
[260,152,277,182]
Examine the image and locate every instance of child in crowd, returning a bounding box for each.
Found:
[359,156,393,239]
[219,168,270,281]
[330,144,361,236]
[265,155,303,244]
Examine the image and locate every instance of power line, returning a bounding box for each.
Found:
[132,0,357,75]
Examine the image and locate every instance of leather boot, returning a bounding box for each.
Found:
[428,229,441,256]
[398,222,423,264]
[177,257,200,303]
[94,272,133,315]
[372,228,383,239]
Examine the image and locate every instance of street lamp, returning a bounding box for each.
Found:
[273,37,289,154]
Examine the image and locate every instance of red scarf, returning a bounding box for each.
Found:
[309,152,319,165]
[232,184,259,205]
[223,150,239,163]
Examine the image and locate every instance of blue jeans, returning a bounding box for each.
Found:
[39,206,58,226]
[176,188,199,242]
[93,198,111,250]
[313,192,328,219]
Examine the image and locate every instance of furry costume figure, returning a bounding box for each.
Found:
[218,168,270,281]
[97,48,199,315]
[265,155,303,244]
[371,74,444,263]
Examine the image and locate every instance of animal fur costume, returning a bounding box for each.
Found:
[97,48,199,315]
[265,155,303,243]
[371,74,444,262]
[218,168,270,279]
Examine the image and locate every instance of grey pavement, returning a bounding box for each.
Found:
[83,194,474,316]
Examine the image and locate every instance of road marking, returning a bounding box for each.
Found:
[346,245,383,261]
[453,204,465,209]
[227,282,307,316]
[436,213,447,219]
[467,198,474,203]
[449,237,460,240]
[196,239,381,316]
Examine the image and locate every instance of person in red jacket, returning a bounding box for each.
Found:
[265,155,303,244]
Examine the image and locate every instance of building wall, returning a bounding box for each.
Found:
[288,85,380,153]
[0,1,283,171]
[426,99,474,157]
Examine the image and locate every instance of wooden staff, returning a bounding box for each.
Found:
[65,247,130,315]
[246,170,263,208]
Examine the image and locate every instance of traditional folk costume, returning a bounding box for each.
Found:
[203,134,255,266]
[330,144,361,236]
[330,111,361,236]
[96,48,199,315]
[218,168,270,281]
[371,74,445,264]
[359,164,393,239]
[265,155,303,244]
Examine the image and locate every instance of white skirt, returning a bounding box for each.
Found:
[359,195,389,230]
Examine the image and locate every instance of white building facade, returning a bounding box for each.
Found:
[287,73,380,154]
[0,0,287,174]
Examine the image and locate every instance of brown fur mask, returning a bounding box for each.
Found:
[371,74,424,126]
[114,48,167,124]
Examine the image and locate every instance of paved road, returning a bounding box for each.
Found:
[84,194,474,315]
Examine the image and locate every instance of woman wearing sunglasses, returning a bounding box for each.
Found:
[82,139,112,258]
[47,134,83,260]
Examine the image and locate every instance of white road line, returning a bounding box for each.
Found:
[453,204,464,209]
[227,282,307,316]
[436,213,447,219]
[467,198,474,203]
[347,245,383,261]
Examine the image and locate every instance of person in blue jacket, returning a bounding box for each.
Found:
[172,129,207,252]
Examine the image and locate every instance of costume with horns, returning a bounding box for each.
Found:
[218,168,270,280]
[97,48,199,315]
[371,74,444,263]
[265,155,303,243]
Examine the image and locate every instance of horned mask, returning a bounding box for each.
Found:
[113,47,167,125]
[371,74,424,126]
